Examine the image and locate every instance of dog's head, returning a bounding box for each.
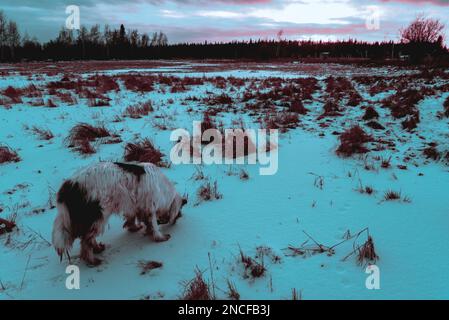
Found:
[158,193,187,225]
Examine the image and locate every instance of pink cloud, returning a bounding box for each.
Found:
[147,0,272,4]
[380,0,449,5]
[182,23,370,42]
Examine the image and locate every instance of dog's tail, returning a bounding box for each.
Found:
[52,181,75,261]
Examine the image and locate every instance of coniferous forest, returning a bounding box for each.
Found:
[0,10,447,63]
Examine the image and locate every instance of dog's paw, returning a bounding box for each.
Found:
[127,224,143,233]
[86,258,102,267]
[154,234,171,242]
[93,242,106,254]
[123,221,143,233]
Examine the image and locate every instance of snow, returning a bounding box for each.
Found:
[0,61,448,300]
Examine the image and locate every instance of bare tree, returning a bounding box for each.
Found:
[104,24,112,58]
[401,14,445,44]
[129,29,139,47]
[89,24,101,45]
[77,26,88,59]
[150,32,158,46]
[157,31,168,46]
[56,27,74,45]
[0,11,7,61]
[276,29,284,58]
[140,33,149,48]
[6,21,20,60]
[150,31,168,46]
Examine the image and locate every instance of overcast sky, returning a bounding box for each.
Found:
[1,0,448,43]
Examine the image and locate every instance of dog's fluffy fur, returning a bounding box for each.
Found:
[52,162,186,266]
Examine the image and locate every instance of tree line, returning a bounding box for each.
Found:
[0,10,446,63]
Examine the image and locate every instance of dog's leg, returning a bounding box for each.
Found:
[145,212,170,242]
[80,236,102,266]
[92,238,106,254]
[123,212,142,233]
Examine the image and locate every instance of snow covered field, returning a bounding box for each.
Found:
[0,60,448,300]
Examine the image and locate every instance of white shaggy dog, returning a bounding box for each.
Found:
[52,162,187,266]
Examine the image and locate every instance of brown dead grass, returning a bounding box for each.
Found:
[182,269,213,300]
[124,138,166,167]
[0,145,21,164]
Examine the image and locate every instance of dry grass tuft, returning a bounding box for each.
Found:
[383,190,401,201]
[226,280,240,300]
[88,97,110,107]
[138,260,163,275]
[357,182,375,195]
[124,138,166,167]
[66,123,118,155]
[444,96,449,117]
[289,100,308,114]
[380,156,392,169]
[47,99,57,108]
[401,114,419,131]
[366,121,385,130]
[423,145,441,161]
[196,180,222,204]
[0,145,21,164]
[291,288,302,300]
[123,101,153,119]
[263,112,299,132]
[362,106,379,121]
[239,247,266,279]
[357,236,379,266]
[182,269,214,300]
[336,125,372,157]
[3,86,22,103]
[122,75,154,92]
[0,217,17,235]
[200,111,217,138]
[31,126,54,140]
[239,169,249,180]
